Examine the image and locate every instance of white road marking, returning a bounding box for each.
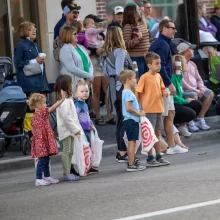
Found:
[114,199,220,220]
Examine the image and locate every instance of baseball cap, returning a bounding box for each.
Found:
[177,42,197,53]
[63,3,81,16]
[136,2,144,7]
[85,14,104,23]
[114,6,124,14]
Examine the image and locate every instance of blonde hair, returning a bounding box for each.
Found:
[119,70,136,85]
[83,18,94,28]
[75,79,88,92]
[172,55,187,72]
[102,26,126,58]
[60,26,77,44]
[27,93,46,110]
[18,21,35,39]
[202,46,218,58]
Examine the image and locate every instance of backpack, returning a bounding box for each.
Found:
[53,37,64,62]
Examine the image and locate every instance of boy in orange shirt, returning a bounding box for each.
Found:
[136,52,170,167]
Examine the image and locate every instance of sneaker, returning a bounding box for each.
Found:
[87,167,99,175]
[166,145,188,155]
[188,120,199,132]
[127,161,146,172]
[45,177,59,184]
[35,179,50,186]
[146,158,161,167]
[116,152,128,163]
[178,125,192,137]
[195,118,210,130]
[64,173,80,181]
[156,157,170,166]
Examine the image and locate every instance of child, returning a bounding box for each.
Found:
[74,79,99,175]
[27,93,65,186]
[136,52,170,167]
[54,75,81,181]
[119,70,146,172]
[83,18,104,49]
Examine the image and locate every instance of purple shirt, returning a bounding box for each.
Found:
[77,33,89,48]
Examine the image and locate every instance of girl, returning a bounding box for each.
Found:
[74,79,99,175]
[54,75,81,181]
[27,92,65,186]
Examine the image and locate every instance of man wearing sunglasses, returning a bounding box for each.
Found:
[54,1,81,39]
[149,19,187,155]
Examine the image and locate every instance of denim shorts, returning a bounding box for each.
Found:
[123,119,139,141]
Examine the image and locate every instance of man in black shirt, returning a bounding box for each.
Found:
[108,6,124,29]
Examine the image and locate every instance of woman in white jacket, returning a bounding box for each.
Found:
[59,26,93,95]
[54,75,81,181]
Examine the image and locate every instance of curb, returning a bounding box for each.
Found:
[0,129,220,173]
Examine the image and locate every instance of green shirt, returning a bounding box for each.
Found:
[75,47,89,73]
[171,73,188,105]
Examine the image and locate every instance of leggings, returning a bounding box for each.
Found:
[174,100,202,124]
[114,88,127,152]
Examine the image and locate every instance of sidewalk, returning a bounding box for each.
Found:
[0,112,220,172]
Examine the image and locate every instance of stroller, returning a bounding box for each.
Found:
[0,57,13,90]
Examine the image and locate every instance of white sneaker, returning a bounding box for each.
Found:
[178,125,192,137]
[166,145,188,155]
[35,179,51,186]
[45,177,59,184]
[195,118,210,130]
[188,120,199,132]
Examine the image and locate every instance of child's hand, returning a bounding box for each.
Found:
[139,110,145,116]
[75,130,81,136]
[163,91,168,98]
[90,124,95,131]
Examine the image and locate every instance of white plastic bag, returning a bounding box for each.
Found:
[90,128,104,167]
[140,116,158,153]
[72,134,92,176]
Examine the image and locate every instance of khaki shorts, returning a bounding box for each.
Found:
[162,88,175,117]
[90,55,104,77]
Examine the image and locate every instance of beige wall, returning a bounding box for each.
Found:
[38,0,97,83]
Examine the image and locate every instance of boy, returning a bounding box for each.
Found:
[119,70,146,172]
[136,52,170,167]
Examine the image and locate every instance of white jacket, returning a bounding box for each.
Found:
[56,98,81,141]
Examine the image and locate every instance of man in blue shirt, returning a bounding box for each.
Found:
[149,19,188,155]
[54,0,81,39]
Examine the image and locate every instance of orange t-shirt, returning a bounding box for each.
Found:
[136,72,166,113]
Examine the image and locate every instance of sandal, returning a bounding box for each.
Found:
[106,118,116,125]
[95,118,106,126]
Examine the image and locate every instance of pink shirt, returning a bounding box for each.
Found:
[85,28,104,48]
[182,60,205,93]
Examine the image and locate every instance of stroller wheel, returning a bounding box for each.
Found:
[21,137,28,155]
[0,138,6,158]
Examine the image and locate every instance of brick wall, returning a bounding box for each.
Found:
[96,0,107,19]
[197,0,216,17]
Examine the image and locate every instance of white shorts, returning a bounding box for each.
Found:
[162,88,175,117]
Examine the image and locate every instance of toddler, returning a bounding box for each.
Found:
[27,92,64,186]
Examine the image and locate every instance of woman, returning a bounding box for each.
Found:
[172,55,202,136]
[102,26,135,163]
[59,26,93,95]
[123,4,150,78]
[14,21,50,94]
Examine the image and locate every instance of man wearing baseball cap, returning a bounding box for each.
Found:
[178,41,214,131]
[108,6,124,29]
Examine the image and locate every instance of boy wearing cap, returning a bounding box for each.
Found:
[178,41,214,131]
[108,6,124,29]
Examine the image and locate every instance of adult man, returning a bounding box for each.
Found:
[211,5,220,41]
[143,0,160,38]
[53,0,80,39]
[59,4,81,36]
[149,19,188,154]
[108,6,124,29]
[178,42,214,131]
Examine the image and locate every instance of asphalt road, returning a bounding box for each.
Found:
[0,138,220,220]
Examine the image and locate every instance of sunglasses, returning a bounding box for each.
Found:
[71,11,79,14]
[166,26,176,30]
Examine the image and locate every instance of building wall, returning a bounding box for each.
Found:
[38,0,96,84]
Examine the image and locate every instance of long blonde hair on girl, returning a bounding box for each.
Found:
[102,26,126,58]
[202,46,218,58]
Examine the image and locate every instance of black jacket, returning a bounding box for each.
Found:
[108,21,122,29]
[211,15,220,41]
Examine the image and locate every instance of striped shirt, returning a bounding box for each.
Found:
[123,23,150,57]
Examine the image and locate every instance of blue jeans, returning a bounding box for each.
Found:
[84,130,91,145]
[131,57,148,78]
[36,156,50,179]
